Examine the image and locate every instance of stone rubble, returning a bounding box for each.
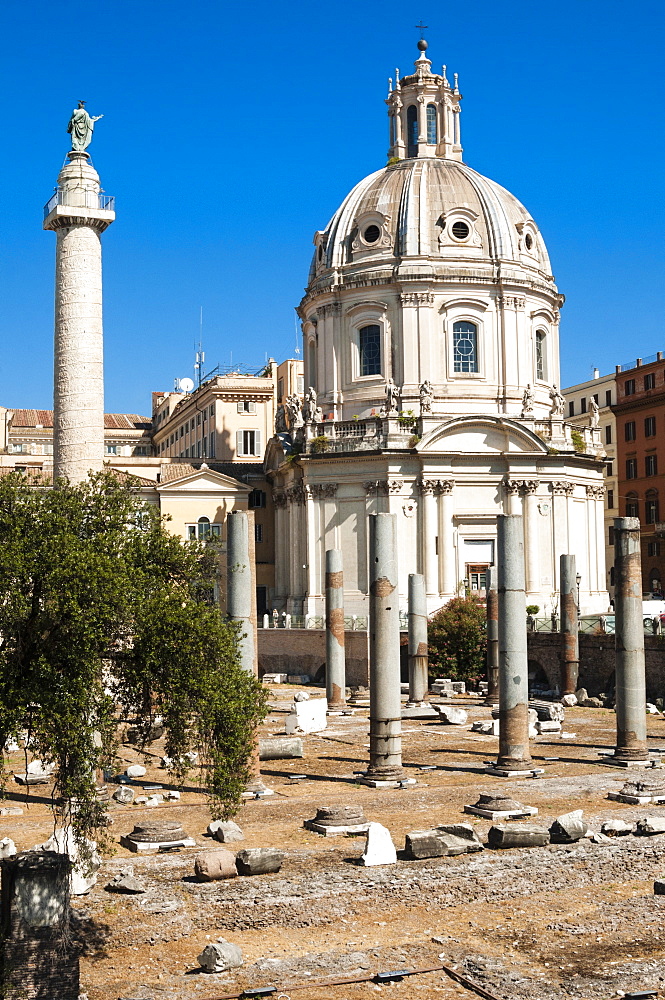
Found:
[208,820,244,843]
[194,849,238,881]
[549,809,588,843]
[235,848,284,875]
[488,824,550,849]
[433,705,468,726]
[197,940,243,973]
[105,867,147,894]
[360,822,397,867]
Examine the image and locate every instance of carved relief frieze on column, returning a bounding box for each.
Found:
[400,292,434,306]
[364,481,379,496]
[417,479,436,494]
[305,483,338,499]
[504,478,522,495]
[434,479,454,495]
[273,491,287,509]
[585,484,606,501]
[377,479,403,495]
[550,481,575,496]
[521,480,540,495]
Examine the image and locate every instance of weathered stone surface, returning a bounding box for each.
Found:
[654,878,665,895]
[125,821,188,844]
[621,778,665,798]
[471,720,499,735]
[580,697,604,708]
[0,807,23,816]
[561,694,577,707]
[36,828,100,895]
[549,809,587,843]
[530,701,565,722]
[197,940,243,973]
[285,698,328,735]
[105,869,147,894]
[235,848,283,875]
[208,820,244,844]
[194,849,237,881]
[473,792,525,813]
[360,822,396,867]
[0,838,17,859]
[113,786,135,804]
[404,824,483,860]
[601,819,634,837]
[314,806,366,827]
[126,764,146,778]
[259,737,304,760]
[488,824,550,849]
[163,789,180,800]
[436,823,483,849]
[126,723,164,745]
[636,816,665,836]
[536,720,562,733]
[574,688,588,703]
[434,705,468,725]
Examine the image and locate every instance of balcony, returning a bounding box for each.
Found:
[43,190,115,221]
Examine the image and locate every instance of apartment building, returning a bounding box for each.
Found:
[613,351,665,597]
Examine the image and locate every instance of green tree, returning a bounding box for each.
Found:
[428,595,487,683]
[0,471,268,848]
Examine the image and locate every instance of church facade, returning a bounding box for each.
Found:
[266,38,608,618]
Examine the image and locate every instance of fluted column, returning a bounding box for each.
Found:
[522,481,540,596]
[419,480,438,596]
[439,480,455,596]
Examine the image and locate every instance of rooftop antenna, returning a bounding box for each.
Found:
[194,306,205,386]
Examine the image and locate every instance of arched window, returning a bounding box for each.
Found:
[407,105,418,157]
[426,104,437,144]
[625,493,639,518]
[535,330,547,380]
[646,490,659,524]
[358,324,381,376]
[453,321,479,374]
[308,340,316,390]
[186,516,222,541]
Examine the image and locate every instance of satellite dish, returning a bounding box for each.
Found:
[179,377,194,393]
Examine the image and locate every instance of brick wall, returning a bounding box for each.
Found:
[258,629,369,686]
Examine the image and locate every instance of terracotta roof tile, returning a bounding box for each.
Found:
[9,411,151,432]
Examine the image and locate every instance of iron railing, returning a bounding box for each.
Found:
[43,190,115,220]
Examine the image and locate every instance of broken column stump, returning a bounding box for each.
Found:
[464,792,538,821]
[1,850,79,1000]
[487,824,550,849]
[120,821,195,853]
[304,805,369,836]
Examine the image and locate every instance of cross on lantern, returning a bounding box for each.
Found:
[415,21,428,37]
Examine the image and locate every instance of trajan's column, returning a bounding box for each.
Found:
[43,101,115,482]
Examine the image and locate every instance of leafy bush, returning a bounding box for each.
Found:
[571,429,584,452]
[310,435,330,454]
[526,605,540,615]
[428,595,487,683]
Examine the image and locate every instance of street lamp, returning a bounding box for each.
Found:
[463,577,470,597]
[576,572,582,614]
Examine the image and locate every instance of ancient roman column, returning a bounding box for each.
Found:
[325,548,347,709]
[407,573,428,705]
[613,517,649,762]
[559,554,579,696]
[495,514,533,771]
[364,512,404,782]
[226,511,256,675]
[484,565,499,705]
[44,149,114,483]
[522,481,540,596]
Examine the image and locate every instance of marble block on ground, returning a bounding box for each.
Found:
[285,698,328,735]
[198,941,243,973]
[360,822,396,867]
[488,824,550,849]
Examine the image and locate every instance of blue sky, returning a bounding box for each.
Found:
[1,0,663,414]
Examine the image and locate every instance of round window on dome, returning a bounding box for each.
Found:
[451,220,470,240]
[525,233,533,250]
[363,224,381,244]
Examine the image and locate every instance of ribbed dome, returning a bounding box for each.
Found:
[311,157,552,280]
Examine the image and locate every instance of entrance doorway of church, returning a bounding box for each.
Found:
[466,564,489,595]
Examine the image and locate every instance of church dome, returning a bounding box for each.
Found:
[311,156,552,280]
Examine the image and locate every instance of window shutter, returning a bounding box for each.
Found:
[254,430,261,456]
[236,430,244,456]
[248,401,257,414]
[237,401,244,413]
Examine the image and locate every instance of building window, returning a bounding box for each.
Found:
[608,526,615,545]
[626,493,639,517]
[568,401,575,417]
[648,542,661,557]
[645,372,656,390]
[607,489,614,509]
[646,496,659,523]
[358,324,381,377]
[605,425,612,444]
[606,461,613,477]
[426,103,437,143]
[297,375,305,394]
[625,379,636,395]
[105,444,118,455]
[237,400,257,414]
[452,321,479,374]
[535,330,546,380]
[646,454,658,476]
[625,421,636,442]
[134,446,148,455]
[255,523,263,543]
[610,566,615,586]
[210,404,214,417]
[186,517,221,541]
[407,105,418,157]
[249,489,266,508]
[605,389,612,406]
[581,397,587,413]
[256,586,268,616]
[236,429,262,457]
[626,458,638,479]
[645,416,656,437]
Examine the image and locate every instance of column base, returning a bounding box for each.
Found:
[597,752,661,769]
[357,775,417,788]
[485,765,544,778]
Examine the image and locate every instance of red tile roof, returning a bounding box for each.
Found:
[9,411,151,432]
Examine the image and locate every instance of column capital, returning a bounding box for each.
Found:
[521,480,540,495]
[273,490,287,509]
[550,481,574,497]
[586,484,605,501]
